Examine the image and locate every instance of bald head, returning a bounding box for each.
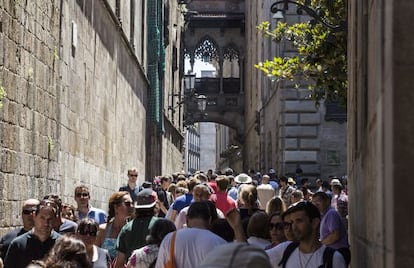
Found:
[23,199,40,207]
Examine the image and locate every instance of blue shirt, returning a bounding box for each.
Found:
[78,206,107,224]
[172,193,193,213]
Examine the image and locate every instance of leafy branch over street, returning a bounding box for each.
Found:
[255,0,347,105]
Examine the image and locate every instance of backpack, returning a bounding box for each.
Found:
[278,242,336,268]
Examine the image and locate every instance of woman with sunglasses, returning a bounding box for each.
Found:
[95,191,133,260]
[265,212,287,249]
[77,218,111,268]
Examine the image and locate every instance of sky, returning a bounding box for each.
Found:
[185,59,216,77]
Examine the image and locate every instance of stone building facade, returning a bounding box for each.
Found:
[0,0,184,234]
[243,0,347,181]
[348,1,414,267]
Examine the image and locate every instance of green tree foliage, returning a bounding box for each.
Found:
[255,0,347,105]
[0,84,6,109]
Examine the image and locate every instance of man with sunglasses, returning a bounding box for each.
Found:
[0,199,40,259]
[4,199,61,268]
[74,185,107,224]
[119,168,141,202]
[266,201,347,268]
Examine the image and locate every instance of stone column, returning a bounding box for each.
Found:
[348,1,414,267]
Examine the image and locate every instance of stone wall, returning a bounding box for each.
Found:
[348,1,414,267]
[0,0,148,234]
[244,1,346,181]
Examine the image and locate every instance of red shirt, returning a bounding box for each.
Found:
[210,191,236,214]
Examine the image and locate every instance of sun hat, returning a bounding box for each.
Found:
[135,189,157,209]
[234,173,252,184]
[330,178,342,187]
[287,177,296,185]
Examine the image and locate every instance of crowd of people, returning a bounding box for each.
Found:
[0,167,350,268]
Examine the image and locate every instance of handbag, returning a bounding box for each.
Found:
[164,231,177,268]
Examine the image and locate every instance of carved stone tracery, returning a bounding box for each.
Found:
[194,36,219,62]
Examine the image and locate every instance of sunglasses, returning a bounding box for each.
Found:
[128,174,138,177]
[269,222,284,230]
[78,229,97,236]
[76,192,89,198]
[22,209,36,215]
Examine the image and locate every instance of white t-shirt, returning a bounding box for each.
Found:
[257,184,276,209]
[266,241,347,268]
[155,228,226,268]
[175,206,225,229]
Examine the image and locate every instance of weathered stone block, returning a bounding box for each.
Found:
[0,35,4,66]
[2,124,18,151]
[284,138,298,149]
[7,100,19,125]
[284,150,318,162]
[285,100,318,113]
[1,149,16,173]
[300,113,321,125]
[284,126,317,137]
[16,152,31,176]
[298,164,321,175]
[300,139,321,150]
[284,113,298,125]
[281,89,298,100]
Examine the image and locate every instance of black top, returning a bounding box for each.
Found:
[156,188,170,217]
[0,227,27,259]
[4,230,61,268]
[119,185,141,202]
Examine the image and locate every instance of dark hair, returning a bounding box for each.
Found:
[146,218,176,245]
[312,191,330,201]
[216,175,229,191]
[280,176,288,183]
[283,201,320,220]
[36,199,58,216]
[160,175,171,183]
[187,201,211,222]
[74,185,89,196]
[224,167,233,176]
[209,219,234,242]
[77,218,98,234]
[43,194,62,214]
[247,211,270,239]
[321,180,331,190]
[43,236,92,268]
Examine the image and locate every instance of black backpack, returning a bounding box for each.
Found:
[278,242,336,268]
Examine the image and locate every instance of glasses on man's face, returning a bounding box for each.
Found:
[78,229,97,236]
[269,222,284,230]
[22,209,36,215]
[76,192,89,198]
[128,174,138,177]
